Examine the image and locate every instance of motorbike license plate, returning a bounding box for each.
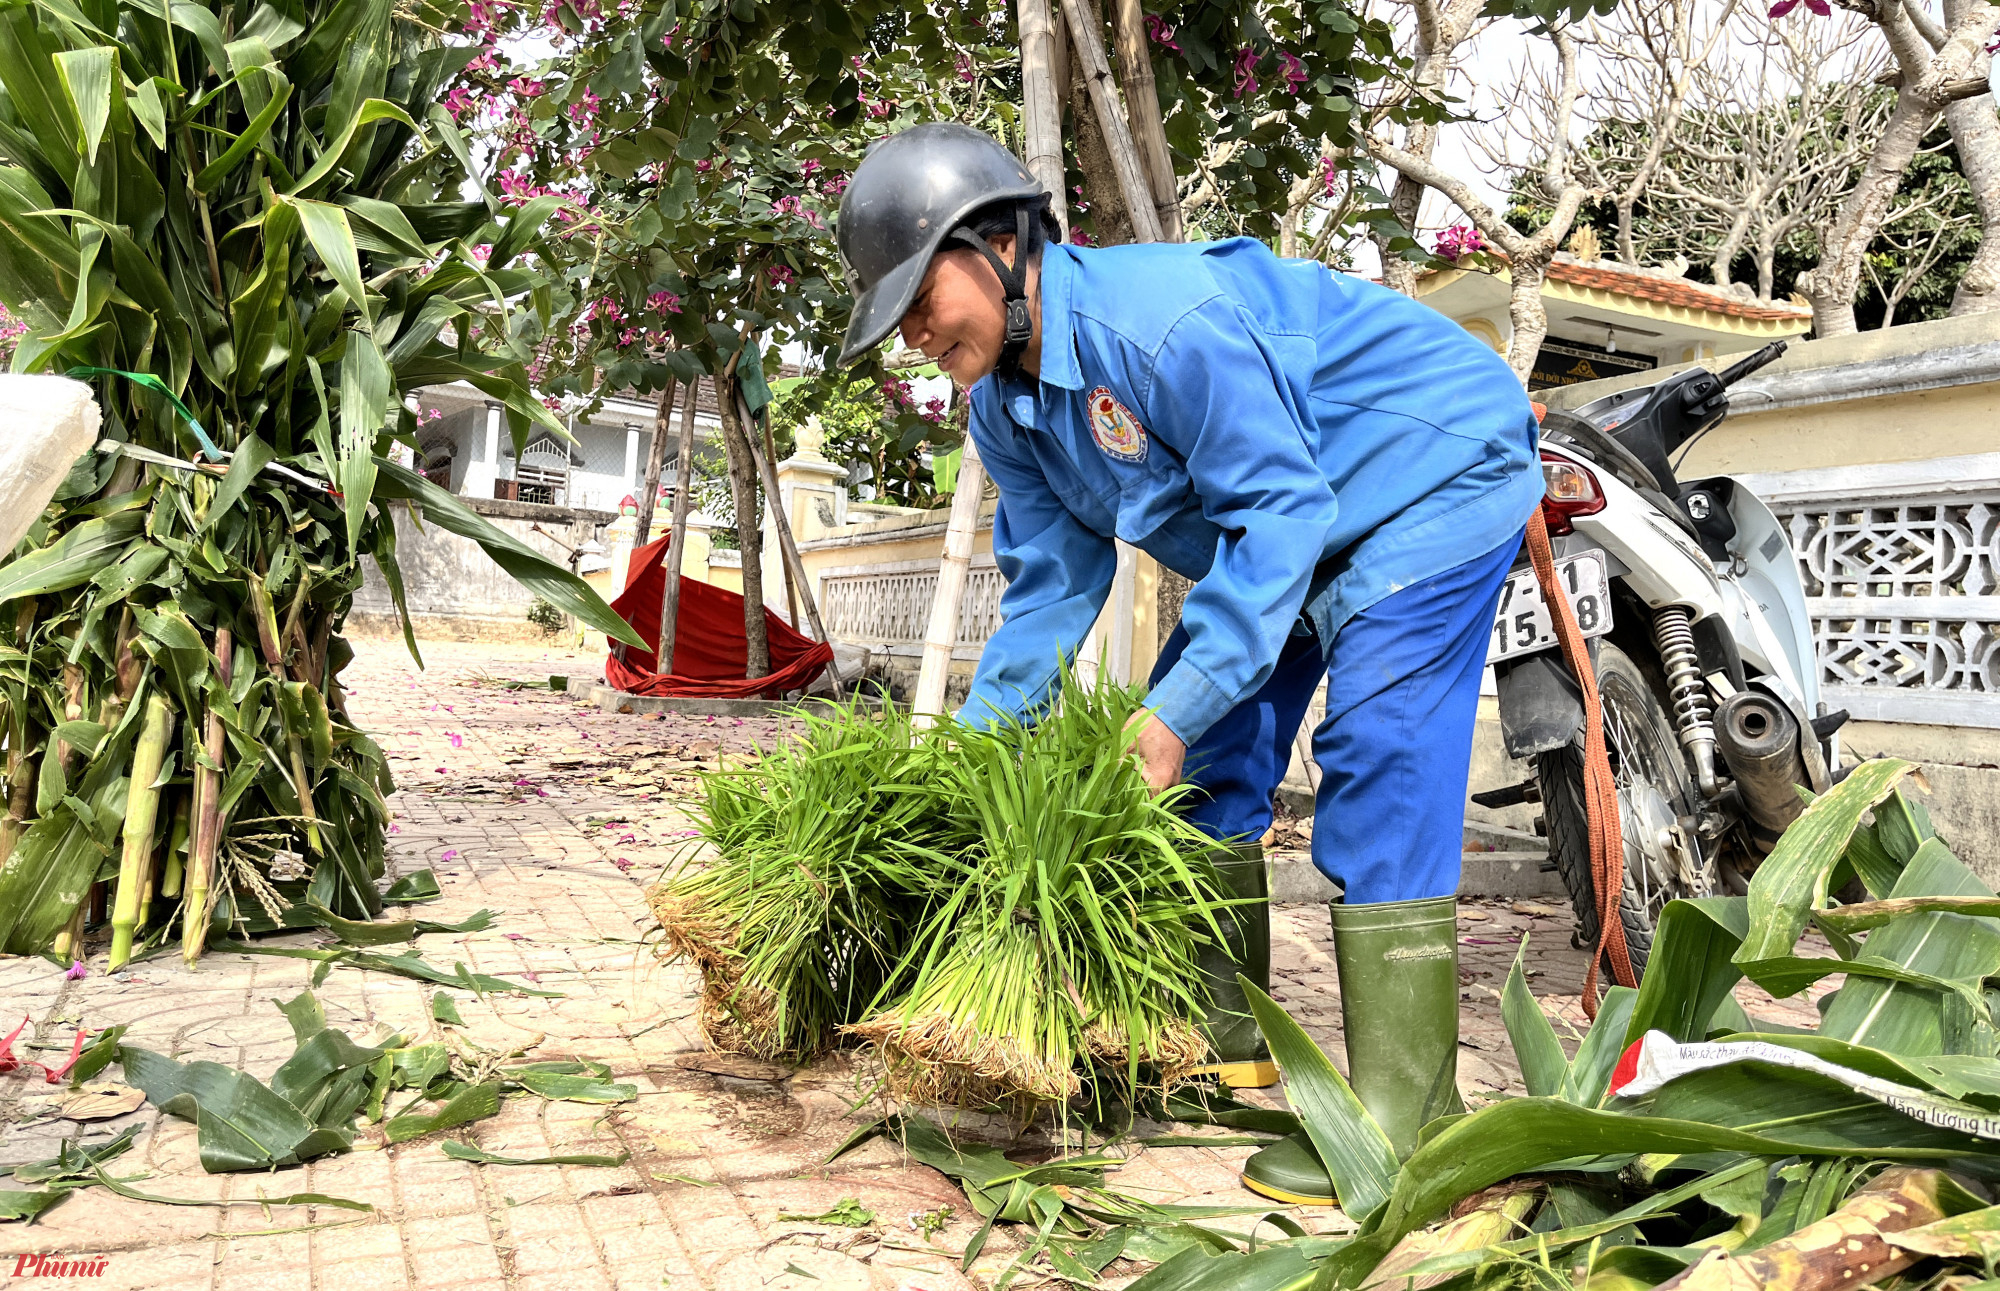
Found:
[1488,552,1612,661]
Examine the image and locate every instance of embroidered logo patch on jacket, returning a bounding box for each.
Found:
[1087,387,1148,464]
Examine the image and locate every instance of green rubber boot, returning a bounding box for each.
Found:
[1189,844,1277,1090]
[1241,895,1462,1207]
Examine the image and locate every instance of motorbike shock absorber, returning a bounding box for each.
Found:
[1653,606,1719,798]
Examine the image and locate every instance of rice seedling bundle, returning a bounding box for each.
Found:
[852,682,1226,1112]
[651,701,955,1059]
[651,675,1230,1111]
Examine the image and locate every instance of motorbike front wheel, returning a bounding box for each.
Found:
[1535,641,1715,980]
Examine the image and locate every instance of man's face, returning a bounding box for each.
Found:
[897,234,1016,388]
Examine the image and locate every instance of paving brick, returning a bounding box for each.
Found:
[12,639,1814,1291]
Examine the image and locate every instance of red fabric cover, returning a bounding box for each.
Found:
[604,535,832,698]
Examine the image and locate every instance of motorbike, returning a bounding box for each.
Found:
[1476,340,1844,974]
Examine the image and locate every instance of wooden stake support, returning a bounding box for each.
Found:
[734,388,845,701]
[657,378,701,675]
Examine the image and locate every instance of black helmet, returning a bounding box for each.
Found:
[835,122,1048,368]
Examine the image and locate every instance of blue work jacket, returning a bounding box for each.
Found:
[959,238,1543,746]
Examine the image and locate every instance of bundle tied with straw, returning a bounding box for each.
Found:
[648,701,953,1059]
[846,681,1229,1114]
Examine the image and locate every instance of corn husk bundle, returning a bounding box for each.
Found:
[651,679,1229,1109]
[0,0,638,971]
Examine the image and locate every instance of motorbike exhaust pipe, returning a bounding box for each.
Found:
[1713,691,1811,855]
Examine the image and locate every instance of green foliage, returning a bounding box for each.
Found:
[770,368,954,509]
[0,0,638,961]
[1215,763,2000,1288]
[448,0,1412,475]
[526,597,566,635]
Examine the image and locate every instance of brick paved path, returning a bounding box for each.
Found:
[0,639,1820,1290]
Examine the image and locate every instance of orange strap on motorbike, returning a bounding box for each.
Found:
[1525,507,1638,1015]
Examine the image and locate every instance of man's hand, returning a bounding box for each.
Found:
[1132,715,1186,796]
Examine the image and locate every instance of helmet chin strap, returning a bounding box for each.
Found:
[950,206,1035,379]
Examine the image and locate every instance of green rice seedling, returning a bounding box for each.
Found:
[649,699,955,1058]
[851,676,1230,1112]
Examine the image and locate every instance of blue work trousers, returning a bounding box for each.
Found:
[1151,535,1519,904]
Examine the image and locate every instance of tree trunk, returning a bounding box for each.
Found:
[716,375,768,679]
[1946,93,2000,314]
[631,376,679,545]
[1505,256,1555,386]
[1066,24,1133,246]
[1797,89,1937,337]
[1378,125,1438,297]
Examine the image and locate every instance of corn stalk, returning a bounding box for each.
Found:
[0,0,640,964]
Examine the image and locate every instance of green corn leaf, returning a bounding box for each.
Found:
[1122,1243,1316,1291]
[89,1166,371,1212]
[1324,1095,1979,1288]
[65,1024,127,1087]
[485,193,564,268]
[1561,984,1638,1107]
[382,869,442,902]
[370,456,643,647]
[1843,819,1904,899]
[1820,839,2000,1054]
[438,1140,630,1167]
[1623,897,1748,1047]
[208,432,274,523]
[1499,936,1568,1098]
[52,47,114,167]
[508,1070,637,1104]
[1397,1158,1767,1282]
[294,203,372,332]
[0,1189,72,1222]
[288,99,419,196]
[116,1046,322,1172]
[191,78,292,194]
[1734,758,1917,989]
[383,1081,501,1143]
[0,512,147,604]
[1241,976,1397,1222]
[431,994,465,1026]
[1876,787,1936,862]
[367,499,423,667]
[336,329,390,546]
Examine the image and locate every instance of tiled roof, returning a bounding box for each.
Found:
[1543,259,1812,323]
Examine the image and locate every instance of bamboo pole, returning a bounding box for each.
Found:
[1018,0,1071,236]
[909,0,1073,722]
[761,409,801,631]
[1108,0,1183,241]
[1059,0,1162,244]
[657,378,702,674]
[109,694,174,971]
[735,389,844,701]
[716,376,770,679]
[183,628,233,967]
[913,435,985,725]
[631,375,680,548]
